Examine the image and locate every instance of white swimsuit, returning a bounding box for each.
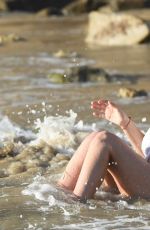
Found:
[141,128,150,161]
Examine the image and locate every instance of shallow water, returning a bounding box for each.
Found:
[0,12,150,229]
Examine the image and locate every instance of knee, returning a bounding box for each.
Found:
[94,130,114,144]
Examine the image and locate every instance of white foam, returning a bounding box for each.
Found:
[0,116,36,142]
[22,178,57,206]
[35,110,78,149]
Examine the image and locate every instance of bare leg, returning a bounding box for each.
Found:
[58,132,98,190]
[102,171,119,194]
[58,131,118,193]
[73,131,150,200]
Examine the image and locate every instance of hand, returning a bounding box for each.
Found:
[91,99,129,127]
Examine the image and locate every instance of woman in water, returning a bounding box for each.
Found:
[58,99,150,201]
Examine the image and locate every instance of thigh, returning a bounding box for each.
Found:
[107,133,150,198]
[58,132,98,190]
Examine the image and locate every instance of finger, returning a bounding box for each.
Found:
[93,111,105,118]
[91,103,107,110]
[98,99,108,105]
[91,100,107,106]
[92,108,105,115]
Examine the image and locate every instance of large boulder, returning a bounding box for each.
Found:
[85,12,149,46]
[62,0,107,15]
[109,0,145,11]
[0,0,7,11]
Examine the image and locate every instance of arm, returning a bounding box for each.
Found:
[120,118,144,156]
[91,100,144,157]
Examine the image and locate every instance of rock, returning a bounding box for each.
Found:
[50,156,60,163]
[57,160,69,167]
[47,73,71,84]
[36,7,62,16]
[62,0,107,15]
[0,158,12,177]
[53,50,81,58]
[0,142,15,158]
[85,12,149,46]
[39,154,50,162]
[88,68,109,83]
[109,0,145,11]
[118,87,148,98]
[48,66,110,83]
[0,34,26,45]
[7,161,25,175]
[15,145,42,161]
[43,145,55,160]
[55,153,70,161]
[0,0,7,11]
[26,159,40,169]
[0,169,8,178]
[53,50,68,58]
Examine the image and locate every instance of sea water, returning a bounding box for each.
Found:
[0,110,150,230]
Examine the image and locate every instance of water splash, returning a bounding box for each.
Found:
[34,110,78,149]
[22,175,82,216]
[0,116,35,142]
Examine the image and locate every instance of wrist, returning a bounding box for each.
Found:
[120,116,131,130]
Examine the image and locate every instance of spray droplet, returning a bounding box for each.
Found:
[142,117,147,123]
[42,101,46,106]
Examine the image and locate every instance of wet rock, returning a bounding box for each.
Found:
[48,66,109,83]
[53,50,81,59]
[118,87,148,98]
[36,7,62,16]
[15,146,35,161]
[0,34,26,44]
[47,73,71,84]
[26,159,40,169]
[53,50,69,58]
[39,159,49,168]
[49,154,70,169]
[15,145,43,162]
[0,158,11,177]
[49,161,60,169]
[65,66,89,82]
[7,161,25,175]
[14,135,32,144]
[43,145,55,160]
[27,167,41,174]
[32,140,56,157]
[109,0,145,11]
[50,156,60,163]
[0,169,8,178]
[39,154,50,162]
[88,68,109,83]
[86,12,149,46]
[55,153,70,161]
[57,160,69,167]
[62,0,107,15]
[0,142,15,158]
